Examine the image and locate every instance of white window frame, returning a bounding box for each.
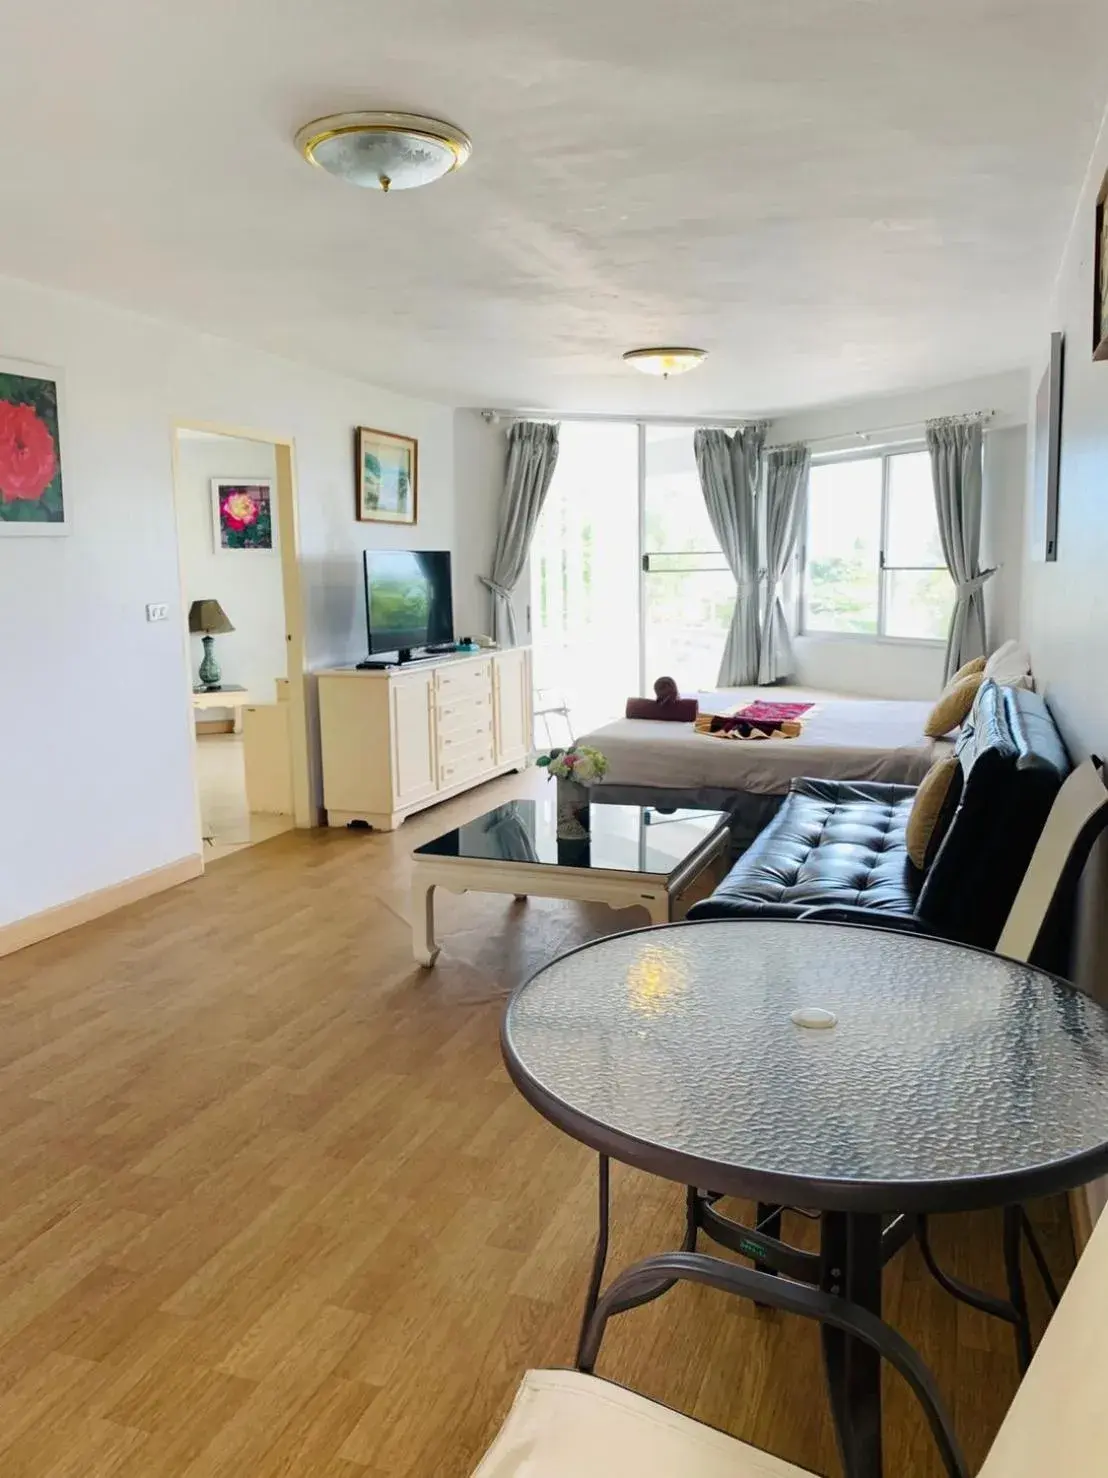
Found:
[797,442,947,647]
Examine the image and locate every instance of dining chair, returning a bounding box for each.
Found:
[995,754,1108,968]
[474,1183,1108,1478]
[471,1254,968,1478]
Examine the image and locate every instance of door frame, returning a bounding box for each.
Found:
[170,419,315,856]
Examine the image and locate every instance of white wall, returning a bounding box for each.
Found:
[175,435,284,704]
[771,370,1029,698]
[1022,100,1108,1040]
[0,273,459,928]
[790,636,945,701]
[1022,102,1108,763]
[452,410,508,639]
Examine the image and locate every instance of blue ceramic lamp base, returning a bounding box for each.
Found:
[198,634,222,688]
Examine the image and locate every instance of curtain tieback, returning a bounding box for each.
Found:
[953,568,996,599]
[480,576,513,602]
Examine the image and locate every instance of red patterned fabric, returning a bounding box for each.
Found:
[733,701,814,723]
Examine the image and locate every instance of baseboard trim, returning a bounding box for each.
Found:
[0,854,205,959]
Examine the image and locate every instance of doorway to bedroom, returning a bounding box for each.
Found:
[171,422,313,864]
[528,422,735,737]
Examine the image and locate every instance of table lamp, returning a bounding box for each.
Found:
[188,599,235,688]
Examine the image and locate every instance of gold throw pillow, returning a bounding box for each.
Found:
[906,756,962,870]
[949,656,986,685]
[924,672,985,738]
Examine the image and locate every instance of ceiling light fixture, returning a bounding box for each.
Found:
[622,347,707,378]
[295,111,472,193]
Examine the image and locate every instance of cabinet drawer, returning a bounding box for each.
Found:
[438,744,495,790]
[435,691,492,735]
[434,661,492,700]
[437,723,494,765]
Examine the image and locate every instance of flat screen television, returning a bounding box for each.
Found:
[362,549,454,660]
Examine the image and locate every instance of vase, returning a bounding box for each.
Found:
[556,778,590,841]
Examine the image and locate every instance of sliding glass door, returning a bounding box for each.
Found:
[529,422,639,736]
[529,421,732,738]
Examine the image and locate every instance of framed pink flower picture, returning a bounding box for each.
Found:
[0,358,67,536]
[210,478,275,552]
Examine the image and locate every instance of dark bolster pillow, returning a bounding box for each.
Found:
[625,696,698,721]
[626,674,698,723]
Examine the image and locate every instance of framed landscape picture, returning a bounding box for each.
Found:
[356,425,417,524]
[1095,171,1108,361]
[210,478,275,551]
[0,358,67,535]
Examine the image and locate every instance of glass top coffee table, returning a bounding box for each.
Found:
[409,800,729,965]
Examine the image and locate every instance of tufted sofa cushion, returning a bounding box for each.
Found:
[687,682,1070,951]
[687,778,921,921]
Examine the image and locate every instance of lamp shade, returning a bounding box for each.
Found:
[188,599,234,635]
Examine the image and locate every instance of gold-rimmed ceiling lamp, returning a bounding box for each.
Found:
[622,347,708,379]
[295,111,472,193]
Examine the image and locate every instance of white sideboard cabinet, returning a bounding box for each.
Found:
[318,648,533,830]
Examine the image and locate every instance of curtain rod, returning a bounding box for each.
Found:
[474,408,1001,439]
[790,409,998,450]
[474,408,755,428]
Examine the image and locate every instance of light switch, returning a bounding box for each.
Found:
[146,603,169,622]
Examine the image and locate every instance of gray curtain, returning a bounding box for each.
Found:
[694,423,767,685]
[926,416,993,682]
[481,421,560,646]
[758,443,810,684]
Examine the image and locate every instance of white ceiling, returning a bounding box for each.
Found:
[2,0,1105,416]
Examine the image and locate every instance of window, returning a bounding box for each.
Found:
[801,448,953,642]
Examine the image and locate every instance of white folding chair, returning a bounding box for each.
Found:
[533,687,575,750]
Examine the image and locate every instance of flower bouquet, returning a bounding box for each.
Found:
[535,745,610,840]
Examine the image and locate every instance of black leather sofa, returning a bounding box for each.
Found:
[687,682,1070,958]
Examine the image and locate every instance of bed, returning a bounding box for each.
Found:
[578,687,945,847]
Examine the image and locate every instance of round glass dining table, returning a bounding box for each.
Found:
[501,919,1108,1478]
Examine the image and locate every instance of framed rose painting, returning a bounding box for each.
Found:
[210,478,275,552]
[0,358,67,535]
[356,426,417,524]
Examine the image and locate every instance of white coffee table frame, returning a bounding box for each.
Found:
[410,817,731,966]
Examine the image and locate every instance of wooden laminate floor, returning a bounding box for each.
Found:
[0,768,1071,1477]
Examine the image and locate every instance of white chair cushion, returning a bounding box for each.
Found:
[984,639,1034,689]
[472,1370,815,1478]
